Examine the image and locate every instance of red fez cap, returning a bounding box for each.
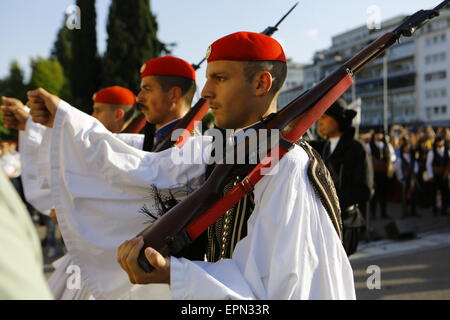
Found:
[93,86,135,105]
[140,56,196,81]
[206,31,286,63]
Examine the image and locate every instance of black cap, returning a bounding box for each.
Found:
[325,98,357,132]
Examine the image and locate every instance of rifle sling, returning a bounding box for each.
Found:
[184,74,353,243]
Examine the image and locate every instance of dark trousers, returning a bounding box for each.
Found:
[343,227,360,256]
[433,177,449,215]
[401,182,417,218]
[370,173,388,218]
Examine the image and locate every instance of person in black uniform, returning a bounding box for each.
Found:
[311,99,371,256]
[369,128,395,219]
[394,138,420,218]
[426,136,450,216]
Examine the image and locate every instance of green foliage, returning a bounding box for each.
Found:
[29,58,66,96]
[102,0,170,94]
[0,61,28,102]
[202,112,215,132]
[51,14,74,101]
[0,106,16,142]
[71,0,101,114]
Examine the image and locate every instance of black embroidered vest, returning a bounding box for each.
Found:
[206,139,343,262]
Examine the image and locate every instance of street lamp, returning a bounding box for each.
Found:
[383,50,389,134]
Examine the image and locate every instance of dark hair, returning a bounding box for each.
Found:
[154,75,196,105]
[242,60,287,97]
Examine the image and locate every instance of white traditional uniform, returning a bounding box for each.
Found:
[22,100,208,299]
[19,111,168,300]
[170,143,355,299]
[19,111,194,300]
[26,99,355,299]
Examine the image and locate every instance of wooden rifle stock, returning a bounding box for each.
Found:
[136,0,450,272]
[137,162,238,271]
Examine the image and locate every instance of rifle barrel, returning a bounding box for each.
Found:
[273,2,299,29]
[434,0,450,10]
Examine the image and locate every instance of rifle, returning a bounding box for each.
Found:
[136,0,450,272]
[120,108,148,133]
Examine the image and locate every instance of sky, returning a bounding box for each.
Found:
[0,0,441,91]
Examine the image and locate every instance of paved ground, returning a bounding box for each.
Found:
[351,201,450,300]
[350,231,450,300]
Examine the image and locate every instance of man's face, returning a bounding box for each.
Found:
[317,114,339,138]
[92,102,119,133]
[136,76,172,125]
[374,133,384,141]
[201,61,256,129]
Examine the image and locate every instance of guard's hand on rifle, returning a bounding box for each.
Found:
[27,88,60,128]
[1,96,29,131]
[117,236,170,285]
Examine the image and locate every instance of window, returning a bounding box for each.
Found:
[427,105,448,117]
[425,52,447,64]
[425,33,447,46]
[425,88,448,99]
[425,71,447,82]
[433,19,448,31]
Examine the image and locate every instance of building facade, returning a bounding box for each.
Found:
[278,8,450,128]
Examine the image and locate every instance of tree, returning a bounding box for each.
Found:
[0,61,28,103]
[29,58,66,96]
[71,0,101,114]
[51,14,74,101]
[102,0,169,94]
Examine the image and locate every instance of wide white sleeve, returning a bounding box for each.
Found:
[170,146,356,300]
[50,100,211,300]
[114,133,145,150]
[19,117,54,214]
[19,121,146,214]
